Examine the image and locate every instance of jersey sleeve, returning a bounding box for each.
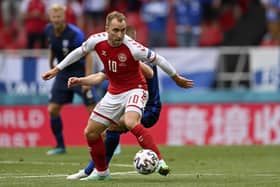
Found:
[81,35,95,54]
[81,32,107,54]
[132,44,176,76]
[132,43,157,63]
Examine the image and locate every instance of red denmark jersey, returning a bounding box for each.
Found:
[82,32,157,94]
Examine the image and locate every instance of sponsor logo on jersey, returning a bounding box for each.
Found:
[119,62,127,67]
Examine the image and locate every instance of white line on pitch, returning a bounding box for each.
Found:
[0,161,132,168]
[0,174,67,179]
[0,171,138,179]
[0,171,279,179]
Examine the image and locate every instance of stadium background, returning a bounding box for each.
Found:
[1,0,280,147]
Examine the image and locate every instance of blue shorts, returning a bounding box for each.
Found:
[49,75,98,106]
[141,106,161,128]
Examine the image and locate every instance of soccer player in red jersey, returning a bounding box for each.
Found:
[42,11,193,180]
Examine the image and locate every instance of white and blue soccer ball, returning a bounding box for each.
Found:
[133,149,159,175]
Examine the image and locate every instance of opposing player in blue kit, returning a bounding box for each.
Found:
[65,26,191,179]
[44,4,98,155]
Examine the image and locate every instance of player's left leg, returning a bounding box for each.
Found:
[122,89,164,166]
[129,115,170,176]
[141,109,170,175]
[47,78,73,155]
[122,89,163,162]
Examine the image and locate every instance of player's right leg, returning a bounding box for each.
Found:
[81,119,111,181]
[67,130,121,180]
[68,92,126,180]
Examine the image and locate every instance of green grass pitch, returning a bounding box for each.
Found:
[1,145,280,187]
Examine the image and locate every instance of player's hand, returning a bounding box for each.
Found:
[171,74,194,88]
[41,67,60,80]
[68,77,81,88]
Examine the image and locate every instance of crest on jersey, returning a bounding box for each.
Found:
[118,53,127,62]
[62,40,69,56]
[101,50,107,56]
[62,40,69,47]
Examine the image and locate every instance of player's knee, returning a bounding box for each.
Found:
[84,128,94,140]
[84,120,107,140]
[48,110,59,117]
[123,119,138,130]
[122,113,140,130]
[84,127,98,140]
[48,104,61,117]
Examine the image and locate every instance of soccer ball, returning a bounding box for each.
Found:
[133,149,159,175]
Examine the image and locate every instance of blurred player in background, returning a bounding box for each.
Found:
[44,4,98,155]
[42,11,193,180]
[66,25,172,180]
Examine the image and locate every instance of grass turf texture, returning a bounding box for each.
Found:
[0,146,280,187]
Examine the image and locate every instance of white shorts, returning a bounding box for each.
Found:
[90,88,148,126]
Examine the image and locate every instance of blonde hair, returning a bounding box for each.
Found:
[49,4,66,13]
[105,11,126,27]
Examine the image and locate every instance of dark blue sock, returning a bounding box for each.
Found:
[105,130,121,164]
[84,131,120,174]
[50,115,64,148]
[84,160,94,175]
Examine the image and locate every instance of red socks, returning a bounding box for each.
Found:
[131,124,162,160]
[87,124,163,172]
[87,136,107,172]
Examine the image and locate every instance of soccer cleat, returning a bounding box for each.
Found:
[46,147,66,155]
[156,160,170,176]
[80,169,111,181]
[66,170,88,180]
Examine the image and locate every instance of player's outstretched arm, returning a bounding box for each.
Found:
[68,72,107,88]
[151,54,194,89]
[41,47,85,80]
[140,63,154,79]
